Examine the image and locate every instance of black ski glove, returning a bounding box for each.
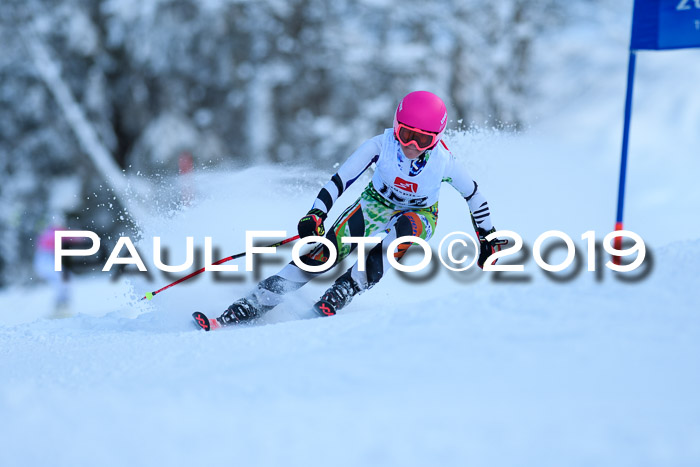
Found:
[298,208,327,238]
[475,226,502,269]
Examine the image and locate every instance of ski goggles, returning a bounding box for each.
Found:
[394,122,439,150]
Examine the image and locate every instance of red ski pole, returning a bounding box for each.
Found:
[140,234,300,301]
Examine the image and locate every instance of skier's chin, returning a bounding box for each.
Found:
[400,144,424,159]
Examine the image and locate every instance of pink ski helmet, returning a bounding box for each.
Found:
[393,91,448,150]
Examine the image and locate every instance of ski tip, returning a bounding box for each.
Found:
[192,311,212,331]
[192,312,222,331]
[312,300,336,317]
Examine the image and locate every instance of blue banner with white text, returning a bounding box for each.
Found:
[631,0,700,50]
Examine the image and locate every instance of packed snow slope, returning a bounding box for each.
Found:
[2,18,700,467]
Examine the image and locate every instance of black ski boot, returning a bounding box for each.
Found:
[312,272,360,317]
[218,297,262,326]
[214,275,300,328]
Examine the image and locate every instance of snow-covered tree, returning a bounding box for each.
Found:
[0,0,591,285]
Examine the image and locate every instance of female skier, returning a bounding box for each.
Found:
[194,91,502,330]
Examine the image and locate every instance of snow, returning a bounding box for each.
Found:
[22,24,150,224]
[3,135,700,466]
[2,243,700,466]
[2,4,700,467]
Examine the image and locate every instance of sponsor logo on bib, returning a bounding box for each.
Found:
[394,177,418,193]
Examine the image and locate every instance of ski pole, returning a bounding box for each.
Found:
[140,234,300,301]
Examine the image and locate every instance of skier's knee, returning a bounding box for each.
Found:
[395,212,424,238]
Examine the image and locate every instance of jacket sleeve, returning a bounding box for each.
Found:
[444,153,494,231]
[310,135,381,215]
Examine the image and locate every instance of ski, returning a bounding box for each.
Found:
[192,311,221,331]
[195,300,336,330]
[311,299,337,317]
